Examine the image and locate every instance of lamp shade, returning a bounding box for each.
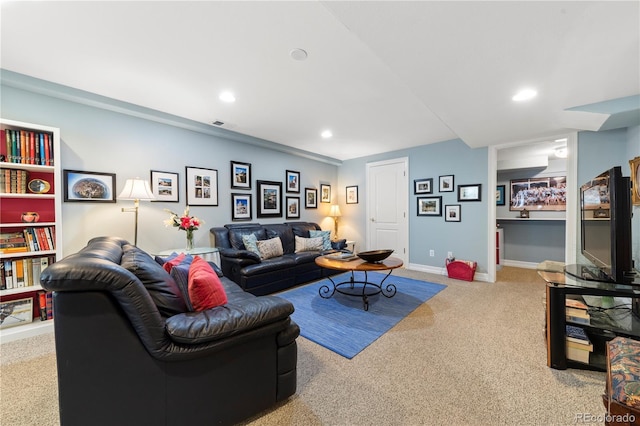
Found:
[118,178,155,201]
[329,205,342,218]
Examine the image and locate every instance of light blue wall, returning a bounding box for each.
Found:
[577,126,639,272]
[1,84,339,255]
[340,139,489,273]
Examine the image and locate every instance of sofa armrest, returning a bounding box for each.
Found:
[220,248,261,263]
[165,295,294,345]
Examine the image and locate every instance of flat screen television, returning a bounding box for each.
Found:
[576,166,633,283]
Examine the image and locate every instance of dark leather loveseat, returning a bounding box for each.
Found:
[210,221,344,295]
[40,236,299,426]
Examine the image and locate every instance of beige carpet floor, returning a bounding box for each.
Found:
[1,267,607,425]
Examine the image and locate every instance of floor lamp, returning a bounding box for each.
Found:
[118,177,155,246]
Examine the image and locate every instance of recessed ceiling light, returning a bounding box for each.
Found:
[512,89,537,102]
[555,147,568,158]
[321,130,333,139]
[290,48,308,61]
[219,91,236,103]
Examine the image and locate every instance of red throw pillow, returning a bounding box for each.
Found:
[162,253,186,273]
[188,256,228,311]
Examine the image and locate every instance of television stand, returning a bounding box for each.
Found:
[564,264,614,283]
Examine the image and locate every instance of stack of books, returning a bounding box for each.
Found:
[566,324,593,363]
[565,296,590,325]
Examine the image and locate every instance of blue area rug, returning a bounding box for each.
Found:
[277,272,446,359]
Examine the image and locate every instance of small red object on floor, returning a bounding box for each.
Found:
[445,258,477,281]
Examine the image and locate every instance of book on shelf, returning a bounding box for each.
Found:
[0,255,54,290]
[2,128,54,165]
[566,324,591,345]
[566,344,591,363]
[0,168,29,193]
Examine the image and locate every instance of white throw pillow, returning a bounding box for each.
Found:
[294,236,323,253]
[256,237,284,259]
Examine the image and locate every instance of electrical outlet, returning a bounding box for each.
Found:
[429,249,435,257]
[448,252,453,259]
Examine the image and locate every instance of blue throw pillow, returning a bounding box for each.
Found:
[309,230,332,250]
[242,234,261,256]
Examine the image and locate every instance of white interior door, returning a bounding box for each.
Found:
[366,158,408,265]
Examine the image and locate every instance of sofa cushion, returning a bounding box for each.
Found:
[165,295,295,344]
[309,230,332,250]
[188,256,228,311]
[257,237,284,259]
[121,245,187,316]
[242,234,261,257]
[170,264,195,311]
[228,226,267,250]
[264,224,295,254]
[288,222,320,238]
[162,253,196,272]
[294,236,323,253]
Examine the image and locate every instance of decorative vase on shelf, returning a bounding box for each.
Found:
[21,212,40,223]
[185,229,194,252]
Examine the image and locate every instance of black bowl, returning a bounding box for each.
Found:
[357,249,394,263]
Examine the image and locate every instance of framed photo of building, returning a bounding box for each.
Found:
[231,193,252,221]
[417,196,442,216]
[445,204,461,222]
[439,175,454,192]
[286,196,300,219]
[509,176,566,211]
[414,178,433,194]
[63,169,116,202]
[257,180,282,217]
[286,170,300,193]
[150,170,179,202]
[305,188,318,209]
[230,161,251,190]
[186,166,218,206]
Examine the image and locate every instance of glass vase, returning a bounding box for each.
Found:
[185,229,194,252]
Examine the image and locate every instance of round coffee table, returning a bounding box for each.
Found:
[314,255,404,310]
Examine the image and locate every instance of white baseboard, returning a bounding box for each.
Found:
[406,263,490,282]
[502,259,540,270]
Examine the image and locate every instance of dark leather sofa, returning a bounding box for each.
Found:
[40,236,299,426]
[210,221,345,295]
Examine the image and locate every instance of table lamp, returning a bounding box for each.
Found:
[118,177,155,246]
[328,204,342,240]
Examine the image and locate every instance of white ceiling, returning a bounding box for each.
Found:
[1,1,639,162]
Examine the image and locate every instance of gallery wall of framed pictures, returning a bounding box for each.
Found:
[413,173,483,223]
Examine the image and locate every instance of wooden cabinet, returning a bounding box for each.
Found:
[0,118,61,342]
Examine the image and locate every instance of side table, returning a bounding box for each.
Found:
[157,247,220,267]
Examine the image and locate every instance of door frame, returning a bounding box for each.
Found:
[488,132,578,282]
[365,157,409,264]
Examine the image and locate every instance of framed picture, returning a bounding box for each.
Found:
[320,184,331,203]
[286,170,300,193]
[257,180,282,218]
[64,169,116,202]
[231,193,252,221]
[346,185,359,204]
[509,176,566,211]
[305,187,318,209]
[630,156,640,205]
[496,185,506,206]
[0,297,33,329]
[186,166,218,206]
[286,196,300,219]
[417,196,442,216]
[439,175,454,192]
[414,178,433,194]
[445,204,461,222]
[458,184,482,202]
[230,161,251,190]
[150,170,179,202]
